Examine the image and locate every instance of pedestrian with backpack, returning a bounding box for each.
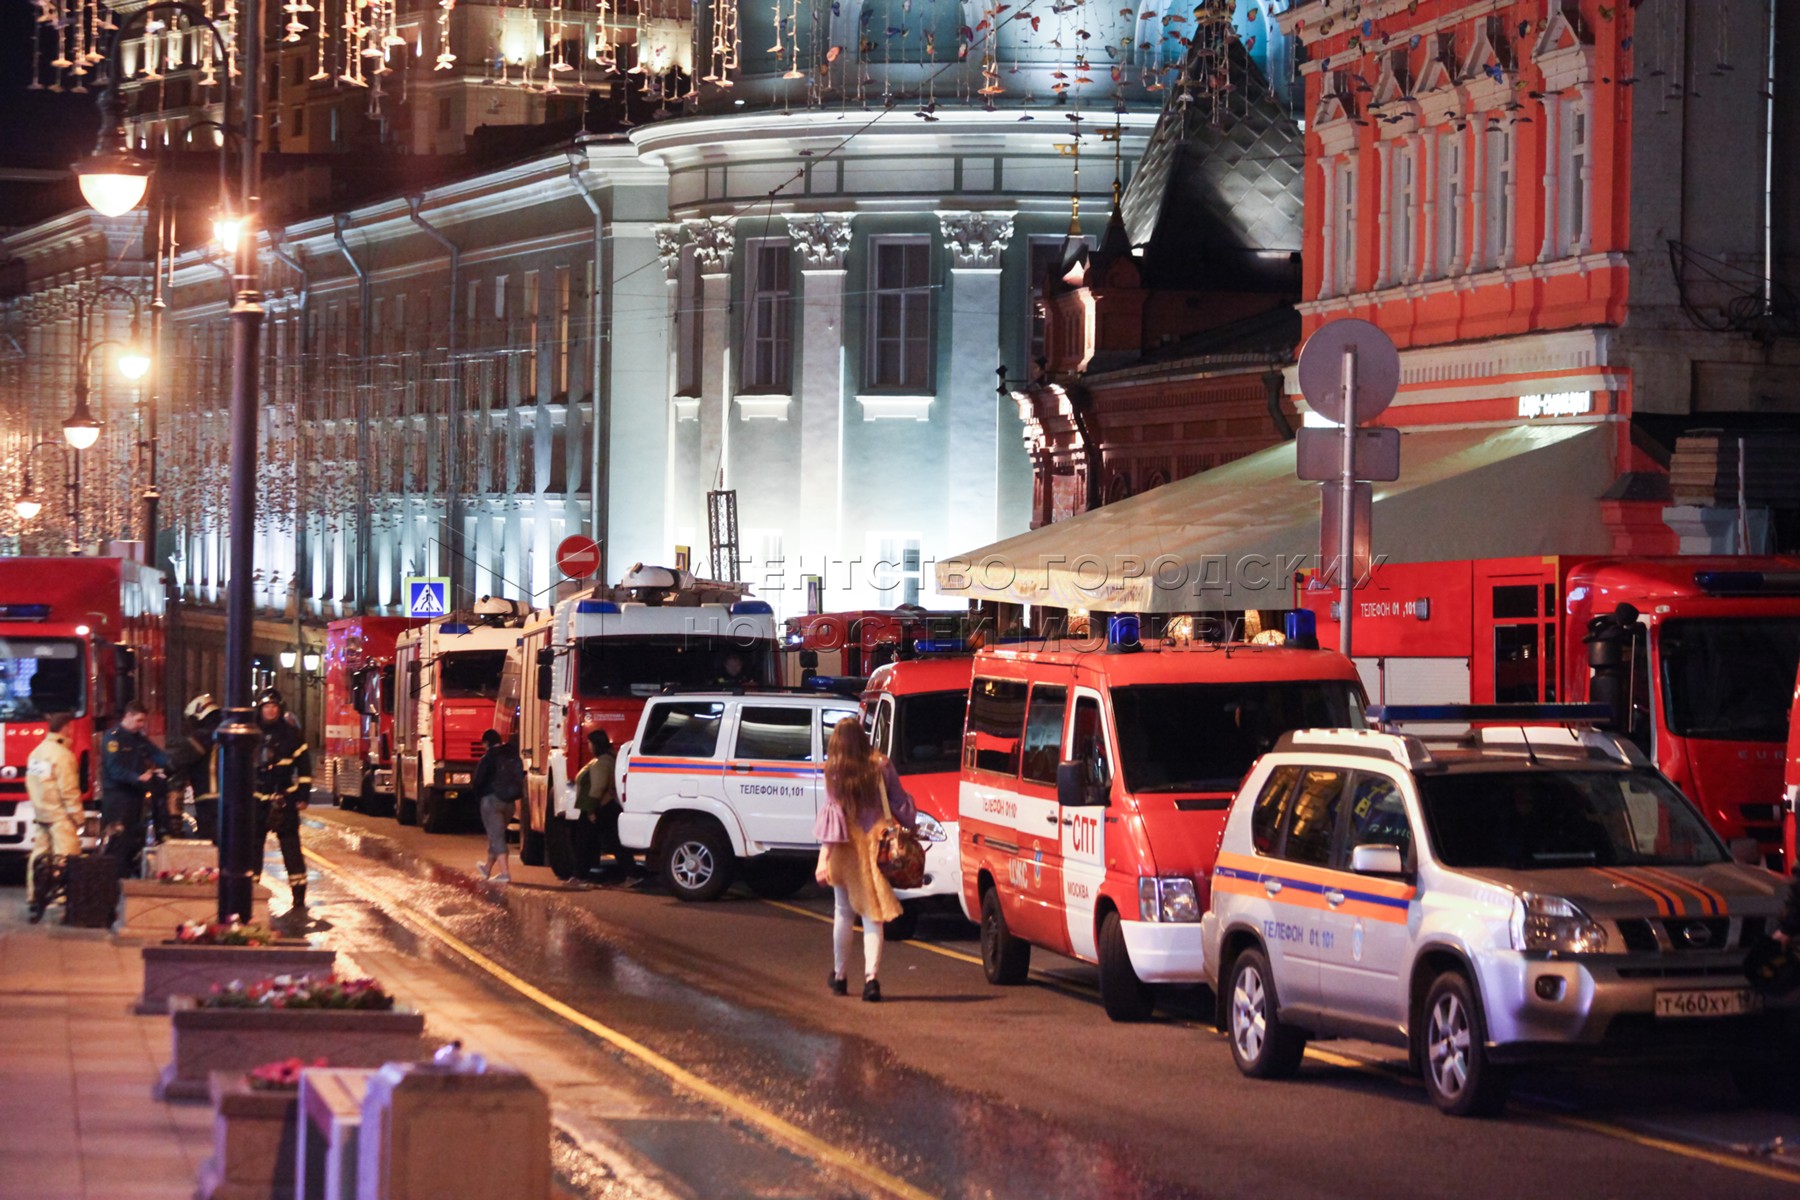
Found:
[474,729,525,884]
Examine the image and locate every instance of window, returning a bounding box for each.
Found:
[867,238,932,391]
[1436,129,1463,275]
[1020,684,1068,786]
[1109,681,1365,794]
[1281,768,1350,866]
[1347,773,1412,865]
[1562,98,1591,255]
[575,635,777,696]
[439,650,508,699]
[638,701,726,757]
[891,690,966,775]
[0,638,86,719]
[1335,161,1357,296]
[735,705,814,761]
[818,705,861,754]
[968,677,1027,775]
[1660,618,1800,742]
[675,250,701,396]
[1069,694,1109,792]
[743,240,793,393]
[868,534,922,607]
[290,106,304,137]
[522,269,540,403]
[555,266,572,399]
[1484,125,1514,269]
[1028,235,1087,362]
[1251,765,1300,855]
[493,276,508,323]
[1388,142,1417,284]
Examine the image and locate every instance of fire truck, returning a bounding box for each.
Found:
[0,556,166,862]
[507,565,778,878]
[392,598,527,833]
[321,616,423,814]
[780,607,971,683]
[1302,556,1800,867]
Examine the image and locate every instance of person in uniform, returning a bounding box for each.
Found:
[25,712,82,923]
[100,701,167,876]
[166,694,223,842]
[253,689,312,912]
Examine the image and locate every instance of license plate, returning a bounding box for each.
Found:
[1654,988,1761,1019]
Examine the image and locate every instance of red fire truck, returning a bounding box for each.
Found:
[1302,556,1800,867]
[0,557,166,863]
[321,616,423,813]
[781,608,971,683]
[507,565,778,878]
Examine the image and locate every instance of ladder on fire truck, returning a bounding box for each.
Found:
[707,489,742,583]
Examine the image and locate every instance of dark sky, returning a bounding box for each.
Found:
[1,7,103,169]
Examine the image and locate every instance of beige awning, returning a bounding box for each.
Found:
[937,423,1617,613]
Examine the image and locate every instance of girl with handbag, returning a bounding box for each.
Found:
[814,718,919,1002]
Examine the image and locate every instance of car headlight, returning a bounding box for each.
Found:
[1510,893,1607,954]
[1138,877,1201,923]
[914,813,946,843]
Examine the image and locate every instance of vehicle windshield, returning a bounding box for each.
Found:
[1659,617,1800,742]
[439,650,508,700]
[1420,768,1727,869]
[891,690,966,776]
[576,636,777,697]
[1110,680,1365,794]
[0,637,86,720]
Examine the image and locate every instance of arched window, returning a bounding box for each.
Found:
[1106,474,1133,504]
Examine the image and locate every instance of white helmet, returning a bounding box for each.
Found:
[184,693,220,723]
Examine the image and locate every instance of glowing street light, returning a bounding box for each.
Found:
[62,401,103,450]
[14,497,42,521]
[117,343,152,381]
[73,149,152,217]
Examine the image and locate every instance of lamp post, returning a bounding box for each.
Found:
[79,1,264,924]
[15,441,78,554]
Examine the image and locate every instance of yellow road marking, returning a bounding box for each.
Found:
[304,848,940,1200]
[1549,1113,1800,1185]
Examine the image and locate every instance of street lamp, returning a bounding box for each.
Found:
[73,148,152,218]
[16,441,78,552]
[79,0,266,924]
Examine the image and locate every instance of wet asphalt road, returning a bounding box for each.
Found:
[299,806,1800,1200]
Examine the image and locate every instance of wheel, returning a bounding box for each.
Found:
[745,859,811,900]
[396,785,418,826]
[420,789,453,834]
[1226,948,1306,1079]
[1097,910,1154,1021]
[662,820,735,902]
[980,886,1031,985]
[545,814,578,881]
[1419,971,1511,1117]
[883,905,920,942]
[519,818,546,867]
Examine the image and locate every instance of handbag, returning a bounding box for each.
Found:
[1745,935,1800,1000]
[873,775,926,891]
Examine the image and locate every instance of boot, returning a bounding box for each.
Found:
[290,881,308,910]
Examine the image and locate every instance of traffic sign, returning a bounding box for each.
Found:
[1297,319,1401,426]
[1317,483,1372,587]
[1296,426,1401,482]
[404,577,450,618]
[556,535,602,580]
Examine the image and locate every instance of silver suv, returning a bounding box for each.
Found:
[1202,708,1791,1116]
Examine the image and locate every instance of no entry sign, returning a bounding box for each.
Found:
[556,536,602,580]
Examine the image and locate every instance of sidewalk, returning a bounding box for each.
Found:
[0,909,212,1200]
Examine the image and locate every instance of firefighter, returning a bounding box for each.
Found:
[253,688,312,912]
[100,700,167,876]
[167,694,223,843]
[25,712,82,923]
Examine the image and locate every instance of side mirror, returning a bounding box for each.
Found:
[113,645,137,674]
[349,669,371,716]
[1728,837,1764,867]
[1057,761,1082,808]
[535,648,554,703]
[1351,844,1406,876]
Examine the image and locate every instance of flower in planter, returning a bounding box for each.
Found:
[203,973,396,1012]
[174,919,278,947]
[248,1056,329,1090]
[156,867,222,885]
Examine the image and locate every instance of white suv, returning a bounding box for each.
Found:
[617,691,864,901]
[1203,708,1791,1116]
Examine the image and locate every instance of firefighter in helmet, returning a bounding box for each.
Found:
[253,688,312,912]
[167,694,223,842]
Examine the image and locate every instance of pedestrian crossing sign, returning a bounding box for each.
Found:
[404,577,450,618]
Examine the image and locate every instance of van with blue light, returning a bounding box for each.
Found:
[960,614,1366,1020]
[506,565,780,880]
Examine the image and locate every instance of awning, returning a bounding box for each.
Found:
[936,423,1616,613]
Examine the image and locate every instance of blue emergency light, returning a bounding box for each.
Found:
[439,621,472,635]
[1368,703,1614,728]
[730,600,774,615]
[1106,614,1141,651]
[1693,570,1800,595]
[0,604,52,621]
[911,638,967,654]
[575,599,621,614]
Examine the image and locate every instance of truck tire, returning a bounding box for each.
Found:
[1419,970,1511,1117]
[980,885,1031,985]
[744,858,811,900]
[883,904,920,942]
[1097,910,1154,1021]
[396,784,418,827]
[420,789,453,834]
[1227,947,1305,1079]
[519,819,546,867]
[662,819,735,902]
[545,815,578,881]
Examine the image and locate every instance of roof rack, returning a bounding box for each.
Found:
[655,680,867,700]
[1366,703,1614,731]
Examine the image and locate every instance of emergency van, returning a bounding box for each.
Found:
[863,654,973,938]
[961,629,1365,1020]
[392,598,527,832]
[1302,556,1800,867]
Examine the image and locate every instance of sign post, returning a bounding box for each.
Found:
[1296,319,1401,660]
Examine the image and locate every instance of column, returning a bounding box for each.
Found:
[689,216,735,510]
[938,211,1014,559]
[786,213,853,594]
[1538,98,1561,263]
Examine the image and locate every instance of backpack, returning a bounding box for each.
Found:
[493,752,526,803]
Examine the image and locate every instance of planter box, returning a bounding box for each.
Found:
[156,1004,429,1103]
[149,837,220,877]
[118,878,270,941]
[196,1071,300,1200]
[136,943,337,1015]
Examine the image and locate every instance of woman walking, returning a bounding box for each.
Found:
[814,718,918,1001]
